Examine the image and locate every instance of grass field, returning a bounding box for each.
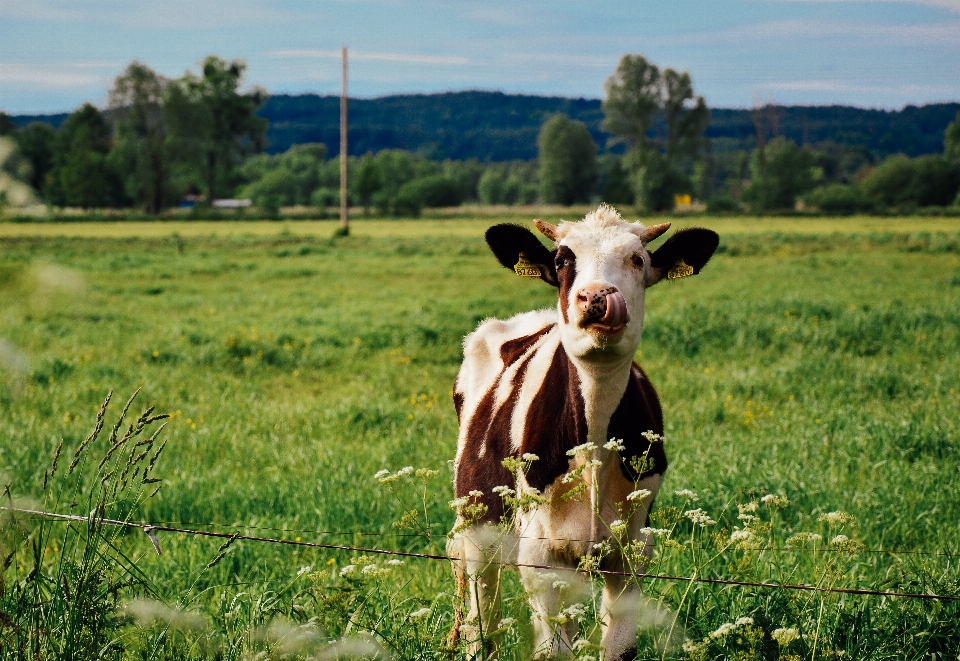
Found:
[1,215,959,660]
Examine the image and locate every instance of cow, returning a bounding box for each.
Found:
[447,204,719,660]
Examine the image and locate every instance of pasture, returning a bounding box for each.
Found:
[1,215,959,660]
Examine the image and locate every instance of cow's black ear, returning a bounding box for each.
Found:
[485,224,558,287]
[648,228,720,286]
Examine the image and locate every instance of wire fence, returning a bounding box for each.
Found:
[4,506,959,603]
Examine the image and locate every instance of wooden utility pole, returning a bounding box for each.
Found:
[340,46,349,233]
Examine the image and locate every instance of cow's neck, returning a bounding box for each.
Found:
[568,351,635,444]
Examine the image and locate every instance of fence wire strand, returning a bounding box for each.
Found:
[4,506,959,603]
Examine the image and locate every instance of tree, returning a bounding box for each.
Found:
[46,104,125,208]
[538,114,597,205]
[743,137,819,211]
[16,122,57,195]
[108,61,171,213]
[354,155,382,214]
[177,57,268,202]
[946,112,960,164]
[602,54,709,211]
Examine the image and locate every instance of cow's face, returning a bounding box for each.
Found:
[486,204,720,363]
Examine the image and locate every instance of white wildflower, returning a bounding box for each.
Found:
[674,489,699,501]
[361,564,379,574]
[566,442,597,457]
[373,469,391,481]
[830,534,850,545]
[710,622,736,639]
[492,485,516,497]
[448,496,468,509]
[729,529,756,543]
[584,459,603,469]
[819,511,855,526]
[738,501,758,513]
[561,603,587,620]
[497,617,516,629]
[761,493,789,508]
[684,508,716,527]
[682,640,702,653]
[772,627,800,646]
[604,438,625,451]
[638,527,671,537]
[521,453,539,462]
[396,466,414,477]
[609,519,628,535]
[387,559,404,566]
[627,489,652,502]
[786,532,823,547]
[409,607,431,619]
[641,430,663,443]
[577,656,597,661]
[339,564,356,577]
[738,513,760,524]
[735,616,754,627]
[571,639,592,652]
[468,489,484,498]
[552,580,570,590]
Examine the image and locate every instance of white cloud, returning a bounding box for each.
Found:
[270,50,472,66]
[663,18,960,47]
[757,0,960,15]
[0,0,312,29]
[0,61,118,88]
[762,78,960,95]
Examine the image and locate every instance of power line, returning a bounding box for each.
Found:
[4,506,959,602]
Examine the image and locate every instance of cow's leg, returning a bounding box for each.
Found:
[599,569,641,661]
[449,526,507,660]
[517,538,583,658]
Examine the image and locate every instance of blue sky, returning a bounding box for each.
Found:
[1,0,958,114]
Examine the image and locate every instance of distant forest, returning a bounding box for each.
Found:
[11,92,960,162]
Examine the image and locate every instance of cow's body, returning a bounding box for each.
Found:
[448,205,718,660]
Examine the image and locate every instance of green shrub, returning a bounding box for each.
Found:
[803,183,873,215]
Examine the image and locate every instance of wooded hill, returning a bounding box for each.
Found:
[10,92,960,162]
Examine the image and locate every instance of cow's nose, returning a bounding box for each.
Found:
[576,286,618,320]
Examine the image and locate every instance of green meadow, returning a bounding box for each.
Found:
[1,216,959,660]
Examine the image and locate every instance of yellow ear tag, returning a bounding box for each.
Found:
[514,253,542,277]
[667,258,695,280]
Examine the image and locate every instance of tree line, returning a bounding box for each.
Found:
[2,53,960,215]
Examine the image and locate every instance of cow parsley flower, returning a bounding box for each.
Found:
[566,442,597,456]
[339,564,356,577]
[361,564,380,574]
[710,622,736,639]
[561,603,587,620]
[571,639,592,652]
[729,529,756,543]
[638,526,671,537]
[409,607,431,619]
[521,453,539,462]
[373,469,391,481]
[627,488,652,501]
[760,493,789,509]
[772,627,800,646]
[735,616,754,627]
[830,534,850,545]
[492,485,516,497]
[674,489,699,501]
[448,496,469,509]
[552,580,570,590]
[738,501,758,513]
[684,508,716,527]
[819,511,855,526]
[641,431,663,443]
[738,513,760,524]
[387,559,404,566]
[468,490,484,498]
[786,532,823,547]
[609,519,628,535]
[604,438,625,451]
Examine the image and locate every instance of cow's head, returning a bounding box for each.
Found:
[486,204,719,362]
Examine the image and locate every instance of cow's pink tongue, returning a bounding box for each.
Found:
[600,291,628,327]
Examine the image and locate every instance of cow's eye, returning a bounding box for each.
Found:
[632,254,645,269]
[555,256,567,269]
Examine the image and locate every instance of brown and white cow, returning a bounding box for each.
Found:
[448,204,719,660]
